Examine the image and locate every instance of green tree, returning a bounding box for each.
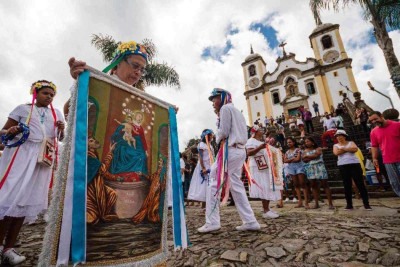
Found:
[91,34,180,90]
[310,0,400,98]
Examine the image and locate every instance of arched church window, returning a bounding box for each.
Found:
[272,92,280,104]
[321,35,333,50]
[249,65,256,77]
[306,82,316,95]
[289,86,295,96]
[286,77,295,84]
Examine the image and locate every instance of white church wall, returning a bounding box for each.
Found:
[249,93,266,122]
[270,86,285,118]
[325,68,351,108]
[265,58,315,83]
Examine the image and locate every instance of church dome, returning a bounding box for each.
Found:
[245,53,261,61]
[312,23,333,33]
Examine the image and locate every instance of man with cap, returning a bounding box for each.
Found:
[198,88,260,233]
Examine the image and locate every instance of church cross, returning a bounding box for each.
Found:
[279,41,287,57]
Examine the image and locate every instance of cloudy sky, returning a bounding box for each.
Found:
[0,0,399,150]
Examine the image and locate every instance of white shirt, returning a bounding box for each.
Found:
[323,118,337,130]
[334,116,344,128]
[216,103,247,147]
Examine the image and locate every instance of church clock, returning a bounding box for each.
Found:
[323,50,340,63]
[249,77,260,88]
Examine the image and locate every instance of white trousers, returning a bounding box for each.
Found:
[205,147,257,226]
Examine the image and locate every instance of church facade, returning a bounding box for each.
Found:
[242,23,360,124]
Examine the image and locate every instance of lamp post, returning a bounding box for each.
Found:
[367,81,394,109]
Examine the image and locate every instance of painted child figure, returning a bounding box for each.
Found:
[188,129,214,206]
[0,80,65,265]
[114,116,137,148]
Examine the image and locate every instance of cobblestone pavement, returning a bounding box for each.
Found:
[5,198,400,267]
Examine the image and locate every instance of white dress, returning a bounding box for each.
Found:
[245,138,281,201]
[0,104,64,223]
[188,142,213,202]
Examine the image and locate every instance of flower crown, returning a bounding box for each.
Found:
[112,41,148,62]
[30,80,57,95]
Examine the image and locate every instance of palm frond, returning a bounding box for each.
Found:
[376,0,400,30]
[141,38,157,62]
[91,34,120,62]
[143,62,181,89]
[310,0,371,21]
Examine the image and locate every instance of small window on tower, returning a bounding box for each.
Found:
[334,71,338,77]
[255,96,258,101]
[257,112,261,117]
[306,82,316,95]
[321,35,333,50]
[249,65,256,77]
[272,92,280,104]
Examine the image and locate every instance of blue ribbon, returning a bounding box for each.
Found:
[169,107,187,247]
[71,71,89,264]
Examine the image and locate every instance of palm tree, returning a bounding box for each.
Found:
[91,34,180,90]
[310,0,400,99]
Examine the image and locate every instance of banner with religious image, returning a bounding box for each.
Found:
[39,67,188,266]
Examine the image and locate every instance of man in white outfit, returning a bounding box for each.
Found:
[198,88,260,233]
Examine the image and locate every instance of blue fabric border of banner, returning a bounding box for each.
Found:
[169,107,185,247]
[71,71,89,264]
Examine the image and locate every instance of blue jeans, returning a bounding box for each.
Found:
[384,162,400,197]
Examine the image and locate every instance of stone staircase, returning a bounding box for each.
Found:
[244,113,396,199]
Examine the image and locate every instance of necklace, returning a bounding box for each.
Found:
[36,106,48,124]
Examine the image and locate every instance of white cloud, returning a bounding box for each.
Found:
[0,0,399,150]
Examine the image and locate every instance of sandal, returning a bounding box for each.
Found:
[276,203,283,208]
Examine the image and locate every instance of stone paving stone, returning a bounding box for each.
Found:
[8,198,400,266]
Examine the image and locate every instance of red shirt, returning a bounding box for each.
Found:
[370,120,400,164]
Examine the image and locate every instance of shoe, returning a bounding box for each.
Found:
[292,197,298,203]
[364,205,372,210]
[262,211,279,219]
[2,248,26,266]
[197,224,221,233]
[269,209,278,215]
[344,206,353,211]
[284,198,290,203]
[235,221,261,231]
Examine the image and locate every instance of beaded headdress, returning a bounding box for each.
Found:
[103,41,148,73]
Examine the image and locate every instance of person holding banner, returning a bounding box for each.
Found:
[65,41,148,117]
[0,80,64,265]
[198,88,260,233]
[245,125,281,219]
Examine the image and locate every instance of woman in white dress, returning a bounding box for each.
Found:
[188,129,214,208]
[0,80,65,265]
[245,126,281,219]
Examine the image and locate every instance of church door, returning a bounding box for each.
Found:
[288,108,300,117]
